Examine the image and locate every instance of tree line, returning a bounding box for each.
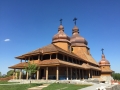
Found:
[112,73,120,80]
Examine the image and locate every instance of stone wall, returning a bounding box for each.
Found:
[100,76,113,83]
[106,85,120,90]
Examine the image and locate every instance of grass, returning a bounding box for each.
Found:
[0,81,91,90]
[0,81,19,84]
[0,83,42,90]
[42,83,91,90]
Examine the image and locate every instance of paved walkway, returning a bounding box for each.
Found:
[28,84,50,90]
[79,83,110,90]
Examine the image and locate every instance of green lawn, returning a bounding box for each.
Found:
[0,83,41,90]
[42,83,91,90]
[0,81,19,84]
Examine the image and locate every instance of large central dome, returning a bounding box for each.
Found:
[70,26,88,47]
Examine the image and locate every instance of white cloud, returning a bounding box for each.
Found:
[4,39,10,42]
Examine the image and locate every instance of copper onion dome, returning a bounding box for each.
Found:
[70,25,88,47]
[70,18,88,47]
[99,49,110,65]
[52,20,70,43]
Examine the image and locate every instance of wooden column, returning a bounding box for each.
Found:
[46,67,48,80]
[56,66,59,80]
[13,69,15,79]
[38,54,40,60]
[71,68,72,80]
[66,67,68,80]
[37,69,39,80]
[50,54,51,60]
[89,70,90,78]
[82,69,84,80]
[19,69,22,79]
[91,70,92,78]
[56,53,58,59]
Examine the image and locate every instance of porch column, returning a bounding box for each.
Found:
[15,72,18,79]
[56,53,58,59]
[46,67,48,80]
[37,69,39,80]
[71,68,72,80]
[91,70,93,78]
[38,54,40,61]
[66,67,68,80]
[13,69,15,79]
[19,69,22,79]
[82,69,84,80]
[89,70,90,78]
[56,66,59,80]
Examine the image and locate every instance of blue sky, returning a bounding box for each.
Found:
[0,0,120,74]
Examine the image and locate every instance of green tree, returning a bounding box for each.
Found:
[24,61,39,83]
[0,72,2,78]
[7,70,14,76]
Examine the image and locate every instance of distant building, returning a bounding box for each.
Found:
[9,18,113,81]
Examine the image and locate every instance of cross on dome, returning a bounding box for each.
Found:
[60,19,63,25]
[73,17,77,25]
[101,48,104,54]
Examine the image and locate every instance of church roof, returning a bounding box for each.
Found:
[72,47,99,65]
[16,44,99,65]
[16,44,85,62]
[101,68,113,72]
[15,44,99,66]
[9,59,100,71]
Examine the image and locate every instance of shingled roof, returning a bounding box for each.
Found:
[16,44,87,61]
[15,44,99,66]
[72,47,99,65]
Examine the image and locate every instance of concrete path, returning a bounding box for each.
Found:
[28,84,50,90]
[79,83,110,90]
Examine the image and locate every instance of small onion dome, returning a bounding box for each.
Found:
[99,54,110,65]
[52,25,70,43]
[70,26,88,47]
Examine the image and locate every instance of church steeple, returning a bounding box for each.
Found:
[99,49,110,65]
[72,17,79,34]
[70,17,88,47]
[58,19,64,32]
[52,19,70,51]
